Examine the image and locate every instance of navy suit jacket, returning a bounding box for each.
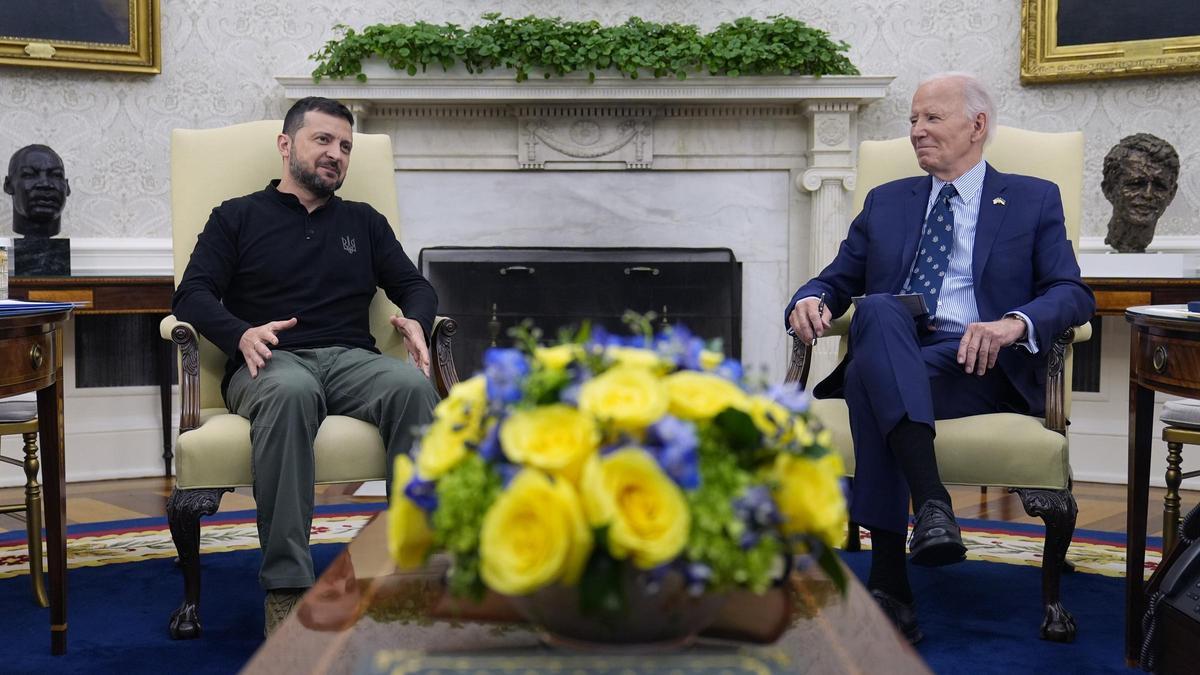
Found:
[785,164,1095,415]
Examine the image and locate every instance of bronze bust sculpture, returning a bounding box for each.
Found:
[5,144,70,238]
[1101,133,1179,253]
[4,144,72,274]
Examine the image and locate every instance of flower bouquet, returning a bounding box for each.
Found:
[388,318,848,645]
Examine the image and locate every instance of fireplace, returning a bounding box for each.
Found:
[279,67,891,382]
[421,247,740,376]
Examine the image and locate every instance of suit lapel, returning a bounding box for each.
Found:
[972,164,1009,287]
[895,175,933,292]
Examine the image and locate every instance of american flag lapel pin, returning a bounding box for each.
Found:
[993,196,1006,206]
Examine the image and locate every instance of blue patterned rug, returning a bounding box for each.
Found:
[0,511,1149,673]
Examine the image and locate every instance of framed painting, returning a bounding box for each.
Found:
[0,0,160,74]
[1021,0,1200,83]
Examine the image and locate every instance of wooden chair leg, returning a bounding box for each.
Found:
[21,431,47,608]
[1164,440,1184,556]
[167,486,230,640]
[1014,486,1078,643]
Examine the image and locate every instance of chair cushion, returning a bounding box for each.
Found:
[175,408,388,489]
[1161,399,1200,430]
[810,398,1070,490]
[0,401,37,423]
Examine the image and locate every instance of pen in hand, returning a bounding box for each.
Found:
[813,292,827,346]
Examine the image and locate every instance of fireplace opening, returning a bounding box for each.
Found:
[420,247,742,377]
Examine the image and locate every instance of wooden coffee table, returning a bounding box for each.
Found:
[242,514,929,674]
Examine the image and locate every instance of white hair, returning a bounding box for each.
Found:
[919,71,996,144]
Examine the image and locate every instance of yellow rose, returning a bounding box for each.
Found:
[388,455,433,569]
[699,349,724,371]
[578,365,669,432]
[664,371,749,421]
[747,395,795,443]
[415,418,469,479]
[772,452,848,549]
[500,404,599,482]
[433,374,489,443]
[605,346,665,371]
[480,469,593,595]
[535,344,581,371]
[581,448,690,569]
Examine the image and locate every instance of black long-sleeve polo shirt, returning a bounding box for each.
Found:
[172,181,437,396]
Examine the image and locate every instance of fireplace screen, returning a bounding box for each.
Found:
[420,247,741,377]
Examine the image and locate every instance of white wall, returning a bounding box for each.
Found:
[0,2,1196,486]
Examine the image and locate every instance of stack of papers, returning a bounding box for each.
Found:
[0,299,76,316]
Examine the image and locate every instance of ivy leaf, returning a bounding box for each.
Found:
[714,407,760,451]
[578,545,625,616]
[811,539,849,596]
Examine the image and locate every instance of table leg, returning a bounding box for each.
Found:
[1126,380,1154,666]
[37,377,66,655]
[160,338,174,477]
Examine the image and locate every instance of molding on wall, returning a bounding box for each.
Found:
[279,66,895,104]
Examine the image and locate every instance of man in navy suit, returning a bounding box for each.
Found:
[785,72,1094,643]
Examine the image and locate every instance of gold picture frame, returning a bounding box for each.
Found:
[1021,0,1200,83]
[0,0,160,74]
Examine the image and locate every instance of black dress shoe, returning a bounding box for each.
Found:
[870,589,923,644]
[908,499,966,567]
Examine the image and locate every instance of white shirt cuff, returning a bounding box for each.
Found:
[1006,311,1038,354]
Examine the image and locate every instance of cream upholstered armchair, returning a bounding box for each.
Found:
[160,120,459,639]
[787,127,1092,643]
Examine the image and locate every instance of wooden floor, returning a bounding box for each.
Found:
[0,475,1194,537]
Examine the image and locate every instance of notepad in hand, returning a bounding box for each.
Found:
[850,293,929,317]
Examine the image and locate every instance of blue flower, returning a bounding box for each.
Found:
[496,461,521,488]
[733,485,782,529]
[685,562,712,596]
[654,324,705,370]
[715,358,743,382]
[403,474,438,513]
[483,348,529,404]
[767,382,811,414]
[477,423,502,463]
[646,417,700,489]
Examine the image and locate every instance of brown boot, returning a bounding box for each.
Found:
[264,588,306,637]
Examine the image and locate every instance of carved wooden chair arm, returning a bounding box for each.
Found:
[1043,322,1092,436]
[785,313,852,389]
[159,314,202,434]
[429,316,460,398]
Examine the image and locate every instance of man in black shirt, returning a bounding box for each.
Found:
[172,97,439,635]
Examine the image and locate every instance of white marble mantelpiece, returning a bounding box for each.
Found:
[279,66,893,380]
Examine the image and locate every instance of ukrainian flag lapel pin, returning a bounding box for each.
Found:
[993,196,1006,206]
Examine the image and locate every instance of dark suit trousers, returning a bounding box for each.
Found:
[843,294,1017,534]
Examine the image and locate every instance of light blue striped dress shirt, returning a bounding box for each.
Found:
[921,159,1037,352]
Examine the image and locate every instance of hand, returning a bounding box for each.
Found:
[957,317,1026,375]
[238,317,298,378]
[391,316,430,377]
[788,297,832,345]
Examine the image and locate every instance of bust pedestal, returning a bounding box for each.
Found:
[13,237,70,276]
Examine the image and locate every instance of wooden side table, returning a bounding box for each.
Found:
[0,308,72,654]
[1124,304,1200,665]
[8,276,176,475]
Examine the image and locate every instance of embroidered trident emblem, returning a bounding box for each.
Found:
[341,236,357,255]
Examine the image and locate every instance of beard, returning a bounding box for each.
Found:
[289,153,343,199]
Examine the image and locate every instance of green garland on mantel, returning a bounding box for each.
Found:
[310,14,859,83]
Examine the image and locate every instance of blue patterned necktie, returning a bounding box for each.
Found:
[906,183,957,317]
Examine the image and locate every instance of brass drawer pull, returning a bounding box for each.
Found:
[1153,345,1169,373]
[29,344,44,370]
